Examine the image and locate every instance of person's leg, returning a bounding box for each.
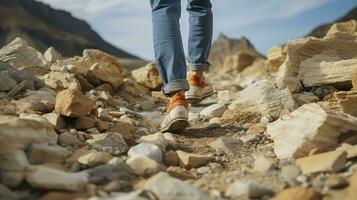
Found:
[186,0,213,72]
[150,0,189,96]
[185,0,214,101]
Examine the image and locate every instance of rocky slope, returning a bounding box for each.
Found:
[308,6,357,38]
[1,19,357,200]
[0,0,143,63]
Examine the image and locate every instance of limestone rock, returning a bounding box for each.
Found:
[295,150,347,174]
[0,116,58,151]
[0,38,46,68]
[268,103,357,159]
[126,155,163,176]
[128,143,162,162]
[55,89,94,117]
[27,143,71,164]
[74,116,96,130]
[87,132,128,156]
[131,62,162,90]
[235,59,271,88]
[276,32,357,93]
[25,166,88,192]
[58,132,82,147]
[272,187,322,200]
[334,91,357,117]
[327,19,357,36]
[144,172,213,200]
[300,56,357,89]
[253,154,276,173]
[43,71,82,91]
[267,45,286,71]
[44,47,62,63]
[226,80,297,119]
[225,180,274,199]
[280,165,301,187]
[176,150,211,169]
[78,151,113,167]
[199,103,227,118]
[83,49,125,89]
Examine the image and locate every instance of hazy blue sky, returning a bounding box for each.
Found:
[38,0,357,59]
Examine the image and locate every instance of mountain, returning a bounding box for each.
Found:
[308,7,357,38]
[0,0,142,61]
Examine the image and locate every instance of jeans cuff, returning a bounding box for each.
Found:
[187,62,211,71]
[162,79,190,96]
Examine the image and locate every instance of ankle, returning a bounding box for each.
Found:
[190,71,204,80]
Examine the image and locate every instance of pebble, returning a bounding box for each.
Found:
[240,133,261,143]
[197,166,210,174]
[225,180,274,199]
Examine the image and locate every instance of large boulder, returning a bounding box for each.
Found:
[276,32,357,92]
[0,38,46,68]
[267,103,357,159]
[225,80,297,119]
[55,89,94,117]
[131,62,163,90]
[0,116,58,151]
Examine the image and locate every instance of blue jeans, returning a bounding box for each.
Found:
[150,0,213,95]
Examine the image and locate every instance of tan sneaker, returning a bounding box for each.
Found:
[160,93,189,133]
[185,73,214,103]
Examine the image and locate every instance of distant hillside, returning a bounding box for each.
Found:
[308,7,357,38]
[0,0,142,60]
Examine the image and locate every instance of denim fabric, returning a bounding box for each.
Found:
[150,0,213,95]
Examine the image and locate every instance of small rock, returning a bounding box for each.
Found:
[199,103,227,118]
[296,150,347,174]
[87,132,128,156]
[253,154,275,173]
[27,143,71,164]
[87,158,134,184]
[78,152,113,167]
[164,151,179,166]
[127,155,163,176]
[325,174,348,189]
[225,180,274,199]
[176,150,211,169]
[131,62,163,90]
[97,120,111,132]
[0,72,17,92]
[0,150,29,187]
[128,143,162,162]
[240,133,261,143]
[97,108,114,122]
[281,165,301,186]
[166,166,196,180]
[44,47,62,63]
[138,132,168,149]
[58,132,82,147]
[272,187,322,200]
[188,112,200,122]
[25,166,88,192]
[55,89,94,117]
[163,132,177,146]
[74,116,95,130]
[144,172,213,200]
[197,166,210,174]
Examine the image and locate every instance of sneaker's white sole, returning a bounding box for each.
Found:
[186,90,215,103]
[161,118,189,133]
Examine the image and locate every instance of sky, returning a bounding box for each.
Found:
[38,0,357,60]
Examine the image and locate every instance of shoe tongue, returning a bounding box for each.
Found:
[167,93,188,112]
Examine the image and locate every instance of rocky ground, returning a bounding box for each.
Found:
[1,20,357,200]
